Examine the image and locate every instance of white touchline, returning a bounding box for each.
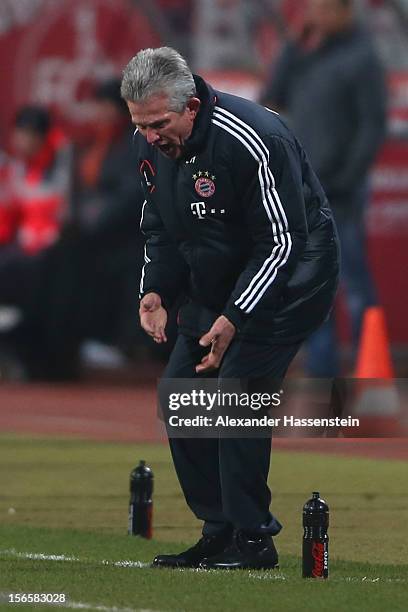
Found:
[0,550,405,586]
[246,573,406,583]
[64,602,159,612]
[1,550,80,562]
[0,548,149,568]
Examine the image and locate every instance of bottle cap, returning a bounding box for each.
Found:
[312,491,320,498]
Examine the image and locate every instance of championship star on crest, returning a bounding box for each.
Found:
[192,171,216,181]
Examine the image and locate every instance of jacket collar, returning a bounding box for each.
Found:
[181,75,216,159]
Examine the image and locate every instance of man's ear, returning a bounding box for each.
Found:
[186,97,201,118]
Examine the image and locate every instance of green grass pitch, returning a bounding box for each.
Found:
[0,435,407,611]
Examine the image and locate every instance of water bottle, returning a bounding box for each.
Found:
[302,491,329,578]
[128,460,153,538]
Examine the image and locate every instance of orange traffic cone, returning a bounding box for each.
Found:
[354,307,394,379]
[351,306,400,436]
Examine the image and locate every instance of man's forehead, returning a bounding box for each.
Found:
[127,94,172,120]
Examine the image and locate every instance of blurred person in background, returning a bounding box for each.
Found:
[0,106,75,379]
[0,149,16,248]
[156,0,193,60]
[262,0,387,376]
[72,78,148,364]
[193,0,260,71]
[9,106,70,254]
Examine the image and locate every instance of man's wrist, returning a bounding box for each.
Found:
[141,290,166,309]
[221,304,248,333]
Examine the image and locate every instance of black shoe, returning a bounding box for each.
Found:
[152,528,233,568]
[200,530,279,570]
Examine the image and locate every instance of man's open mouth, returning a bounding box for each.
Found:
[158,143,172,153]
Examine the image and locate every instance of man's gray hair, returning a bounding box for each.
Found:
[121,47,196,112]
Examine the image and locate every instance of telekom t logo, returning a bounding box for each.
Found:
[191,201,206,219]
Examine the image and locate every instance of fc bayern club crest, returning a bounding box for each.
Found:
[193,171,216,198]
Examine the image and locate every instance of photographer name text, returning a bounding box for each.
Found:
[168,415,360,428]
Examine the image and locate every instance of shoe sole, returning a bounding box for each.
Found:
[151,561,201,569]
[199,562,279,571]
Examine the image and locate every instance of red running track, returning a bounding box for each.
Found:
[0,383,407,460]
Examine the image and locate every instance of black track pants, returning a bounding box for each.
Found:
[161,334,301,535]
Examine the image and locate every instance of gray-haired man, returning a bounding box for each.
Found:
[121,47,339,570]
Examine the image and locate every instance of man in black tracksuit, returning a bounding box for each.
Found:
[121,47,340,570]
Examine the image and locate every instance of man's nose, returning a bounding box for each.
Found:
[146,127,160,145]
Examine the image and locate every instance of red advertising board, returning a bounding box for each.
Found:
[0,0,407,344]
[0,0,159,140]
[367,73,408,343]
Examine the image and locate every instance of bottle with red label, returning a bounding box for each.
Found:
[128,460,153,539]
[302,491,329,578]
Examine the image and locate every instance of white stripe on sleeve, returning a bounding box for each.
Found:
[212,107,292,313]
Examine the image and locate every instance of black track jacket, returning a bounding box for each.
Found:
[136,76,339,343]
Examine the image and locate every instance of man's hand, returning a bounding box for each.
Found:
[139,292,168,343]
[196,315,236,373]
